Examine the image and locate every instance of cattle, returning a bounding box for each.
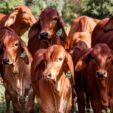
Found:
[0,27,34,113]
[75,43,113,113]
[65,16,100,49]
[0,5,36,36]
[28,7,67,56]
[69,40,90,113]
[69,32,91,49]
[92,17,113,49]
[31,45,74,113]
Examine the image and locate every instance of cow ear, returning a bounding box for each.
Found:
[4,15,16,26]
[20,40,33,64]
[4,10,18,26]
[103,16,113,32]
[75,50,93,71]
[64,51,75,86]
[28,18,40,40]
[75,57,86,72]
[31,49,46,74]
[57,14,67,41]
[84,53,93,64]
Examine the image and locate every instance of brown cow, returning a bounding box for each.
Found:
[92,17,113,48]
[0,5,36,36]
[28,7,67,56]
[65,16,100,49]
[69,40,90,113]
[75,44,113,113]
[31,45,74,113]
[0,27,34,113]
[69,32,91,49]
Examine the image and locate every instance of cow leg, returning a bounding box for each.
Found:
[90,98,101,113]
[85,92,91,112]
[9,92,24,113]
[110,98,113,113]
[5,90,11,113]
[76,91,85,113]
[12,98,24,113]
[71,88,77,113]
[27,89,35,113]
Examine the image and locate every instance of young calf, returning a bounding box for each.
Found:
[31,45,74,113]
[75,44,113,113]
[28,7,67,56]
[0,27,34,113]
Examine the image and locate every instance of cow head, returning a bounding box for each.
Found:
[0,27,32,66]
[33,45,74,86]
[4,5,36,29]
[75,44,113,79]
[29,7,67,41]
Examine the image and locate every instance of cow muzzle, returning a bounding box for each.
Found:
[2,58,10,65]
[96,71,107,79]
[39,32,48,40]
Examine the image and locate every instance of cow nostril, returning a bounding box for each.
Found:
[96,71,105,79]
[48,74,51,77]
[39,32,48,39]
[2,58,9,64]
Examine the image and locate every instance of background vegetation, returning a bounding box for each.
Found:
[1,0,113,24]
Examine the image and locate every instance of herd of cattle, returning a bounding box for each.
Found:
[0,4,113,113]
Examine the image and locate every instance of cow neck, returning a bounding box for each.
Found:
[49,36,57,45]
[47,79,60,113]
[97,77,109,109]
[9,58,24,97]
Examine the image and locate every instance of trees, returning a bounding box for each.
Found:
[1,0,113,23]
[0,0,25,14]
[82,0,113,19]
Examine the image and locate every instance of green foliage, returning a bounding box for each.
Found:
[0,0,25,14]
[62,0,84,23]
[29,0,65,18]
[82,0,113,19]
[1,0,113,25]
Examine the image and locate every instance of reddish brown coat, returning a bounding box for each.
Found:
[0,5,36,36]
[31,45,74,113]
[28,7,67,56]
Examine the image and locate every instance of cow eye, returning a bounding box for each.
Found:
[108,56,111,60]
[58,57,63,61]
[53,17,58,21]
[15,43,19,47]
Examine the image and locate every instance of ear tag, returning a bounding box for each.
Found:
[20,51,26,58]
[66,70,71,79]
[56,29,62,36]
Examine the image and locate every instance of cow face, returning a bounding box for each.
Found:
[1,30,20,65]
[89,44,112,79]
[29,7,66,41]
[40,45,74,85]
[43,45,66,81]
[0,27,32,66]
